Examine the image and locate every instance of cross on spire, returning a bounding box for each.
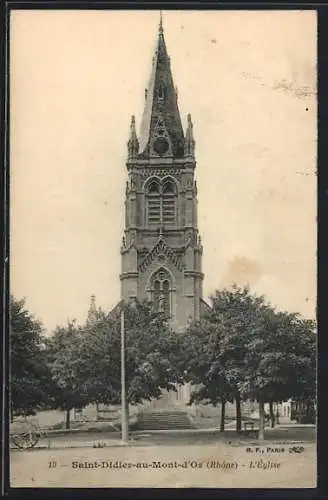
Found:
[159,10,163,34]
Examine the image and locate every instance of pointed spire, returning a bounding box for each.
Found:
[87,294,98,325]
[127,115,139,158]
[90,294,96,309]
[138,16,184,158]
[184,113,195,157]
[159,10,164,35]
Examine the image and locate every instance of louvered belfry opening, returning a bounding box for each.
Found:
[147,180,161,225]
[162,180,176,225]
[146,179,176,227]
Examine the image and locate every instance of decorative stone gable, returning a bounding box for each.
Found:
[138,237,184,273]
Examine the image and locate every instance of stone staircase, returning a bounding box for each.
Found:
[134,409,196,431]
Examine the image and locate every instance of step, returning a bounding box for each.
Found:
[135,410,196,431]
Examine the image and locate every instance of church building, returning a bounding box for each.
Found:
[86,15,252,419]
[120,15,208,333]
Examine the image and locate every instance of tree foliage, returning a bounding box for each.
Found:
[10,296,54,417]
[177,319,232,406]
[78,300,181,405]
[178,285,316,435]
[10,287,316,437]
[239,310,316,403]
[44,300,181,416]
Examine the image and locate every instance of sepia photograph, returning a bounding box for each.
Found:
[9,9,317,488]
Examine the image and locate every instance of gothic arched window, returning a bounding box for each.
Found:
[146,178,177,227]
[150,268,172,318]
[162,280,170,317]
[153,280,161,310]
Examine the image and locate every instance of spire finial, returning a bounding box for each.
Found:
[159,10,163,34]
[87,294,97,325]
[127,114,139,158]
[184,113,196,157]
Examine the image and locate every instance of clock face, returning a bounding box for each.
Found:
[153,137,169,155]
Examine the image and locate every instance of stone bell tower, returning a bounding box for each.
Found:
[120,14,204,333]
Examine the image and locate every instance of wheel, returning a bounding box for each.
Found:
[12,432,39,449]
[10,435,22,448]
[28,432,39,448]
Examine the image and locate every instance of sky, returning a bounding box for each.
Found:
[10,10,317,333]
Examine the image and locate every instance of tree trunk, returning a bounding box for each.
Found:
[269,401,275,428]
[259,399,265,440]
[236,392,242,434]
[65,409,71,430]
[10,406,14,423]
[220,399,226,432]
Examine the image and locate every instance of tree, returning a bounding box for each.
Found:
[239,310,316,438]
[76,308,121,407]
[47,320,90,429]
[202,285,270,433]
[75,300,181,418]
[178,285,316,439]
[290,318,316,423]
[10,296,53,419]
[177,319,234,432]
[124,302,181,408]
[45,300,180,427]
